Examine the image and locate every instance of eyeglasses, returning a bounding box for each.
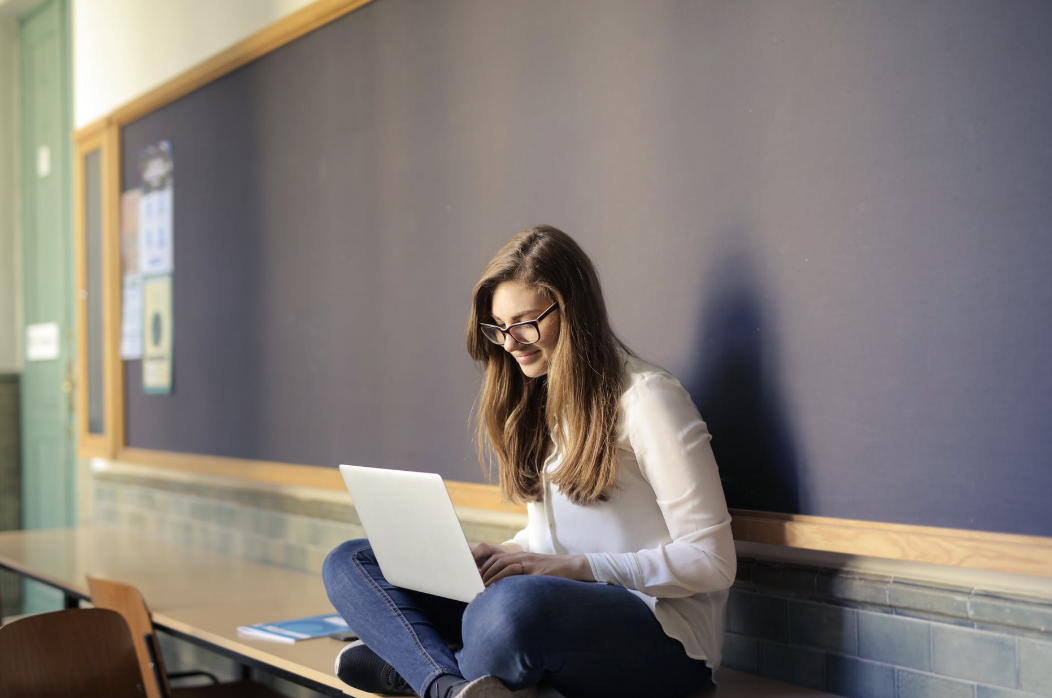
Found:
[479,303,558,345]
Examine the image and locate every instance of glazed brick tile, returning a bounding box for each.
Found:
[857,609,931,671]
[897,669,976,698]
[977,686,1051,698]
[759,642,825,691]
[825,655,895,698]
[890,580,971,621]
[1018,638,1052,696]
[751,562,818,596]
[970,594,1052,635]
[726,589,789,643]
[816,571,890,609]
[932,624,1017,688]
[722,632,759,673]
[789,599,858,655]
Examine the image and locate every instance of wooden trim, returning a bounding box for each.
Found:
[731,509,1052,578]
[74,128,111,458]
[108,123,126,458]
[110,0,378,127]
[115,447,528,514]
[72,116,109,145]
[102,122,122,458]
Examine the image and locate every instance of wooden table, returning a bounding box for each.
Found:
[0,527,359,697]
[0,527,842,698]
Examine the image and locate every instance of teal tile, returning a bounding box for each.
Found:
[978,686,1049,698]
[890,581,971,621]
[896,607,977,628]
[858,610,931,671]
[1019,638,1052,696]
[232,505,256,534]
[973,623,1052,642]
[970,595,1052,635]
[723,633,759,673]
[817,572,889,609]
[95,504,120,526]
[897,670,976,698]
[759,642,825,691]
[243,535,269,563]
[282,543,308,572]
[253,510,287,539]
[932,625,1017,688]
[214,504,238,528]
[726,590,789,643]
[789,600,857,655]
[752,563,818,596]
[314,520,357,551]
[826,655,895,698]
[282,515,311,546]
[305,546,330,576]
[187,499,212,524]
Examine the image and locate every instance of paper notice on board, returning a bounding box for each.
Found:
[121,274,143,359]
[120,189,144,359]
[138,142,174,276]
[121,189,141,276]
[142,274,173,394]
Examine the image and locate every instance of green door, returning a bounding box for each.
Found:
[19,0,74,614]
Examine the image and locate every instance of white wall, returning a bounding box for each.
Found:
[73,0,318,128]
[0,17,21,373]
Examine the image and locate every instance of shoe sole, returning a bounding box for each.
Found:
[458,675,537,698]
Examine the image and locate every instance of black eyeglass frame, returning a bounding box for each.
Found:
[479,302,559,345]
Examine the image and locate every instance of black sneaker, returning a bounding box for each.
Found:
[334,641,416,696]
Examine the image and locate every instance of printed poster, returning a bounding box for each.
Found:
[138,142,174,276]
[142,274,174,395]
[121,275,144,360]
[120,189,143,359]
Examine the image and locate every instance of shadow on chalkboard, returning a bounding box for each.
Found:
[683,247,802,528]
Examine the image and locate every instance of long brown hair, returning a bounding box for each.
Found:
[466,225,626,505]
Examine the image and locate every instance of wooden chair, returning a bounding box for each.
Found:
[88,576,286,698]
[0,607,147,698]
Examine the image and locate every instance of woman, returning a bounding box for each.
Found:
[323,225,736,698]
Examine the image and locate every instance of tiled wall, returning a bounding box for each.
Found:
[92,466,1052,698]
[725,559,1052,698]
[90,466,523,698]
[0,374,21,617]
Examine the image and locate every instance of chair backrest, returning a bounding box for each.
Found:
[0,607,147,698]
[88,575,172,698]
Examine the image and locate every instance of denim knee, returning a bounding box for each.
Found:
[458,576,551,678]
[322,538,372,589]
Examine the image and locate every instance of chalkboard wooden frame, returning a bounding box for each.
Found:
[71,0,1052,577]
[74,119,120,459]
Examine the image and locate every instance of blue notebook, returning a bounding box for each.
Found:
[237,613,350,643]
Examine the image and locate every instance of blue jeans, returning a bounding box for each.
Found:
[322,539,712,698]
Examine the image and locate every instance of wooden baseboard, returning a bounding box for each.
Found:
[731,509,1052,578]
[115,447,526,514]
[111,448,1052,578]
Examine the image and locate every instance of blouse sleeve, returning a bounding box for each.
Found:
[586,373,736,597]
[503,524,530,553]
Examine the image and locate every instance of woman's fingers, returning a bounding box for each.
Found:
[479,550,512,578]
[482,555,527,585]
[470,542,499,566]
[479,555,530,585]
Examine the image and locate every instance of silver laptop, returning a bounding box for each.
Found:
[339,464,486,604]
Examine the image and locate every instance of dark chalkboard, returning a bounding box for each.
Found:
[121,0,1052,537]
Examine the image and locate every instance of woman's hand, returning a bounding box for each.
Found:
[478,550,595,586]
[469,542,519,568]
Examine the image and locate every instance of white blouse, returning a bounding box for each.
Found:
[504,352,736,671]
